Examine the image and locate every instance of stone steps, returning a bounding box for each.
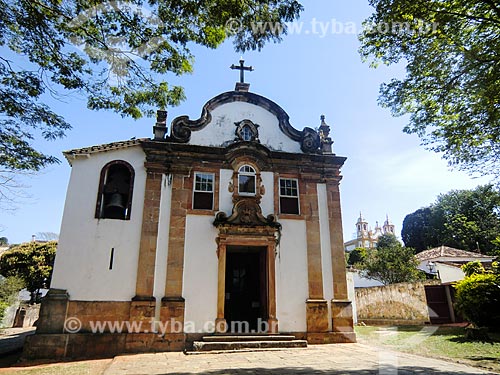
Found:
[192,335,307,352]
[201,335,297,342]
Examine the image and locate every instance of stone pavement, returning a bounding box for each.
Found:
[100,343,496,375]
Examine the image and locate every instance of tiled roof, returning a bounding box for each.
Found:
[63,139,147,164]
[416,245,496,262]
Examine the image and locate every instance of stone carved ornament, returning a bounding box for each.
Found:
[169,91,321,153]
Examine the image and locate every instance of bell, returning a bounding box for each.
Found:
[106,192,125,210]
[103,192,126,219]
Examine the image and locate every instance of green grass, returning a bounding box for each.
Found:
[355,325,500,373]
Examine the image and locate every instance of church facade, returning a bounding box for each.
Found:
[344,213,396,252]
[25,79,355,358]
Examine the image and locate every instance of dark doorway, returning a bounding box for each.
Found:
[425,285,451,324]
[225,246,267,333]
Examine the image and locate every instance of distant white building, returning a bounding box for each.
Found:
[344,213,395,252]
[416,246,496,283]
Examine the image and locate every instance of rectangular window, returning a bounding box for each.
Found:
[238,175,256,195]
[279,178,299,214]
[193,172,214,210]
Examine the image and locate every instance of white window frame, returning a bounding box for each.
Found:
[238,165,256,196]
[192,172,215,210]
[279,178,300,215]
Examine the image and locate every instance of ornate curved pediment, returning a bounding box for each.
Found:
[170,91,321,153]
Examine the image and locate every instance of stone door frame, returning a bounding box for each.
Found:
[215,230,278,334]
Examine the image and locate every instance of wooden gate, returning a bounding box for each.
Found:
[424,285,451,324]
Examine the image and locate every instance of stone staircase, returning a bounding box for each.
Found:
[192,334,308,352]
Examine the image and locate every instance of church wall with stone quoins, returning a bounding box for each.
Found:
[24,81,356,359]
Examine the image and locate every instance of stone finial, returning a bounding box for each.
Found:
[153,110,168,140]
[318,115,333,154]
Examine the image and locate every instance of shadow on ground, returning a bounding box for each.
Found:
[145,367,488,375]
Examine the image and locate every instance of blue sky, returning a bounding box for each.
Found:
[0,0,489,244]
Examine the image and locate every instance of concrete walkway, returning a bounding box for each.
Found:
[0,328,35,356]
[100,343,495,375]
[1,341,496,374]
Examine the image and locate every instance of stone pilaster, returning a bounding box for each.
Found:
[134,170,163,299]
[326,181,355,336]
[215,243,227,333]
[302,180,330,332]
[302,181,324,299]
[161,174,187,332]
[36,288,69,334]
[306,299,329,333]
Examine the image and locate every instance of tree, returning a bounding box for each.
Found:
[461,261,485,277]
[0,275,25,322]
[0,237,7,246]
[402,185,500,254]
[360,0,500,178]
[0,241,57,302]
[0,0,303,173]
[347,247,367,266]
[401,207,443,253]
[361,234,423,285]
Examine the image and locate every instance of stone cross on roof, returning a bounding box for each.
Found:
[230,59,254,83]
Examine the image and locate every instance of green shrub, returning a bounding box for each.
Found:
[461,261,485,277]
[0,301,8,322]
[454,273,500,329]
[0,276,24,324]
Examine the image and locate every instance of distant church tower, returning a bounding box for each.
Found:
[356,212,368,237]
[383,214,395,235]
[344,212,396,251]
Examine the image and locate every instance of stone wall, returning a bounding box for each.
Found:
[355,281,439,325]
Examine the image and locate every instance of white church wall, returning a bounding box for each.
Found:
[188,102,302,153]
[260,171,274,216]
[276,219,308,332]
[219,169,233,215]
[182,215,219,333]
[153,174,172,321]
[317,183,334,330]
[51,147,146,301]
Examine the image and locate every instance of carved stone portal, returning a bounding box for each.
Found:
[213,198,281,334]
[214,198,280,229]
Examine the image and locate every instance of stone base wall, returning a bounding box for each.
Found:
[25,289,356,360]
[23,332,186,360]
[355,281,440,324]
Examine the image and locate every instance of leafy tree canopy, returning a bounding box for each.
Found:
[347,247,367,266]
[360,0,500,178]
[0,241,57,302]
[402,185,500,255]
[0,0,303,172]
[361,234,423,285]
[461,260,486,277]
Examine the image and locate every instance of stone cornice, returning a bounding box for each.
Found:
[141,140,345,183]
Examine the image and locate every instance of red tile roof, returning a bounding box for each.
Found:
[63,139,147,164]
[416,245,495,262]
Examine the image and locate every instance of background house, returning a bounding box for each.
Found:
[416,246,496,283]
